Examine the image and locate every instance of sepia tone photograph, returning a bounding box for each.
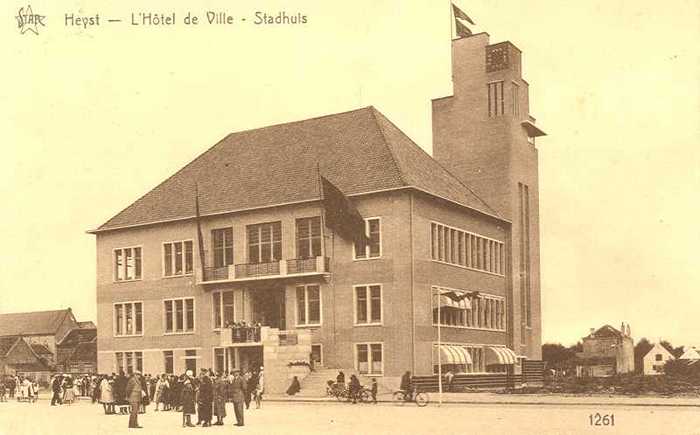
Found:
[1,1,698,434]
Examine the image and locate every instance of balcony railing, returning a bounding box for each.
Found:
[200,256,329,283]
[235,261,280,278]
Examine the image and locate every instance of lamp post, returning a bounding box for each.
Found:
[436,287,443,406]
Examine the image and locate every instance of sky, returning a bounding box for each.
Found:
[1,0,698,347]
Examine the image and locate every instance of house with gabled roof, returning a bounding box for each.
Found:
[679,346,700,361]
[643,342,676,375]
[576,323,635,377]
[89,31,545,392]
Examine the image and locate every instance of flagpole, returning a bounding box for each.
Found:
[449,1,454,85]
[437,287,443,406]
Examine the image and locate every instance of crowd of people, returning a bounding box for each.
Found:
[95,367,265,428]
[0,375,39,402]
[1,367,265,429]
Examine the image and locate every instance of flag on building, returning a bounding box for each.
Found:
[320,175,369,244]
[194,184,206,275]
[455,19,472,37]
[452,3,475,25]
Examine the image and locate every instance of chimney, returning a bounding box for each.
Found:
[589,328,595,335]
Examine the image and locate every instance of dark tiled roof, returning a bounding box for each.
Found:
[0,336,19,357]
[95,106,499,232]
[7,362,50,372]
[0,309,70,337]
[585,325,624,339]
[58,327,97,347]
[29,343,53,356]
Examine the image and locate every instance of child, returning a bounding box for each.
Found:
[370,378,378,404]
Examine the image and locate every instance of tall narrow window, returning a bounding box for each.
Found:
[296,284,321,326]
[512,82,520,117]
[488,81,505,117]
[213,290,235,329]
[114,302,143,336]
[355,285,382,325]
[247,222,282,264]
[212,228,234,268]
[356,343,383,375]
[164,298,195,333]
[114,247,142,281]
[296,217,322,259]
[519,183,532,329]
[355,218,381,259]
[163,241,194,276]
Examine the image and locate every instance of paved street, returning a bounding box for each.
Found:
[0,397,698,435]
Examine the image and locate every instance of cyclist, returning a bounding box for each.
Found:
[399,371,413,402]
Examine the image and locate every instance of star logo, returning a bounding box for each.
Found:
[16,5,46,35]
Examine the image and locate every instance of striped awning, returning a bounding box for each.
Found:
[432,291,471,310]
[485,346,518,365]
[433,344,473,365]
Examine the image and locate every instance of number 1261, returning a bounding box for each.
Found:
[589,413,615,426]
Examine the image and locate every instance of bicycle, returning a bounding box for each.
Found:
[392,389,429,407]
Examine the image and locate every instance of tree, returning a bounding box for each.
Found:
[542,343,578,370]
[634,338,654,374]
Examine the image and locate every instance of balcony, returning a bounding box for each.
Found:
[200,256,329,284]
[219,325,310,348]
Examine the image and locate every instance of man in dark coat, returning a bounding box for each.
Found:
[50,374,63,406]
[125,372,144,429]
[180,372,196,427]
[229,370,246,427]
[196,369,213,427]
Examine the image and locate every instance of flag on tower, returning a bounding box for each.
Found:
[452,3,475,25]
[455,19,472,37]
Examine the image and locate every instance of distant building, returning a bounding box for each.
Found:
[0,308,97,376]
[642,342,675,375]
[576,323,634,377]
[679,346,700,361]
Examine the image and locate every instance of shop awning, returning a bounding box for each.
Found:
[485,346,518,365]
[434,344,473,365]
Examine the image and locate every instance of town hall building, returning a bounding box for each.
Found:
[90,32,545,392]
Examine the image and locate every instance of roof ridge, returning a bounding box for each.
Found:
[370,108,501,218]
[369,107,408,186]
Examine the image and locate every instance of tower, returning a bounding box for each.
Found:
[432,33,546,359]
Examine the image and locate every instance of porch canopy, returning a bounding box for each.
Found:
[433,344,473,365]
[484,346,518,365]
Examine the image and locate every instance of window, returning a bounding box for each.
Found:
[512,82,520,117]
[184,349,197,373]
[212,228,234,268]
[519,183,532,329]
[164,298,195,333]
[432,286,506,331]
[247,222,282,264]
[114,302,143,336]
[487,81,505,117]
[431,222,505,275]
[163,240,193,276]
[354,285,382,325]
[296,217,322,259]
[213,290,235,329]
[213,347,230,373]
[114,247,142,281]
[115,351,142,375]
[354,218,381,259]
[356,343,383,375]
[163,350,174,374]
[296,284,321,326]
[655,354,663,362]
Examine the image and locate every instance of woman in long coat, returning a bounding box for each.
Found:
[180,377,196,427]
[100,376,115,414]
[154,375,169,411]
[212,374,227,425]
